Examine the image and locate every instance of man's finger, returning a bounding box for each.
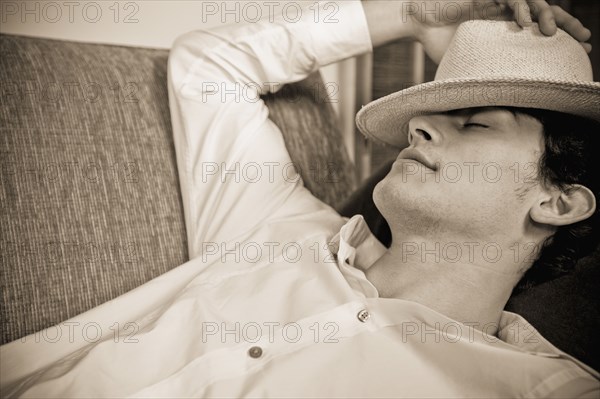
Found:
[550,5,591,43]
[527,0,556,36]
[580,42,592,54]
[506,0,532,27]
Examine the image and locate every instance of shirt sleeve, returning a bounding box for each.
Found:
[167,0,372,256]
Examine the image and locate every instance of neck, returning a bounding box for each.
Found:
[365,236,526,336]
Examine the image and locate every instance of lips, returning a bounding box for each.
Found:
[397,148,437,171]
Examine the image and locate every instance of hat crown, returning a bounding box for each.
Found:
[435,21,593,82]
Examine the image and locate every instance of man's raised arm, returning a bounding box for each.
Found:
[167,1,377,255]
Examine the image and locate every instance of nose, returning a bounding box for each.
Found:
[407,115,440,146]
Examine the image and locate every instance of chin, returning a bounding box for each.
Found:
[373,175,485,237]
[372,179,388,215]
[373,176,430,228]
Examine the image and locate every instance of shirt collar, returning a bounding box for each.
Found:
[329,215,385,299]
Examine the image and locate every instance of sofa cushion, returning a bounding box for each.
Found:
[0,34,189,344]
[0,34,356,344]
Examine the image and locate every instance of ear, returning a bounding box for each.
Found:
[530,184,597,226]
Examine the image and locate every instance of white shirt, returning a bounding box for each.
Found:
[1,1,599,398]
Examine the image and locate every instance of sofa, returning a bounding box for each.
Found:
[1,33,598,372]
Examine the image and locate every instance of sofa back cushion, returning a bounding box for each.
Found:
[0,34,189,344]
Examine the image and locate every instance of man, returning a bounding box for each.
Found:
[1,0,599,397]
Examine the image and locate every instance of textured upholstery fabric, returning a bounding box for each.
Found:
[0,35,188,344]
[0,34,355,345]
[339,161,600,371]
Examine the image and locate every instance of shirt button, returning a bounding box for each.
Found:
[248,346,263,358]
[357,309,370,323]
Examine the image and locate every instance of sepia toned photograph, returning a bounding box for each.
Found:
[1,0,599,397]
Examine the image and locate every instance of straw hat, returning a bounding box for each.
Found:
[356,20,600,149]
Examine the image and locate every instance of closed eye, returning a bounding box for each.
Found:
[463,123,489,129]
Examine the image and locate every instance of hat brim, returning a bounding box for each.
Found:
[356,78,600,149]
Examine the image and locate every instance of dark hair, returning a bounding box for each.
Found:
[511,108,600,291]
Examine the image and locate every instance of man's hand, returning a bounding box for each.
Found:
[363,0,592,64]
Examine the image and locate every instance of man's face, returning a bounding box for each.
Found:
[374,107,546,241]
